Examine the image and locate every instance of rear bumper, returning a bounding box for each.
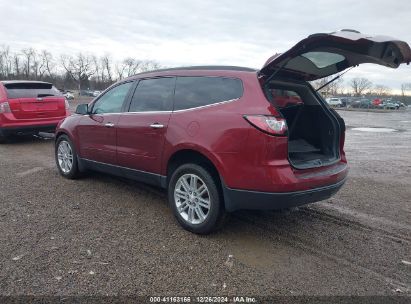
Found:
[0,124,58,135]
[222,177,347,212]
[0,114,67,135]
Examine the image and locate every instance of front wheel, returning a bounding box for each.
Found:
[168,163,226,234]
[55,135,81,179]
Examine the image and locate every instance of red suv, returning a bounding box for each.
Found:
[0,81,69,142]
[54,30,411,234]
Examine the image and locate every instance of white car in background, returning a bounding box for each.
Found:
[63,91,75,100]
[92,90,102,97]
[326,97,343,107]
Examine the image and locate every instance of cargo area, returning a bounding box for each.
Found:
[265,80,340,169]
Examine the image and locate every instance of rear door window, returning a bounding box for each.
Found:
[4,82,62,99]
[174,76,243,110]
[128,77,175,112]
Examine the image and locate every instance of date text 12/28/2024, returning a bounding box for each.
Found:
[149,296,257,303]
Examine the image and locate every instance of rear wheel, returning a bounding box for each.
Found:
[55,135,81,179]
[168,163,226,234]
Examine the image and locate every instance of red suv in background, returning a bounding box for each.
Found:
[54,30,411,234]
[0,81,69,142]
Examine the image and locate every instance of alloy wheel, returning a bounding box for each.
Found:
[174,173,211,225]
[57,140,73,174]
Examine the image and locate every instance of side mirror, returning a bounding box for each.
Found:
[75,104,89,115]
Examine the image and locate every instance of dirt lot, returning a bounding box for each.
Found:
[0,105,410,300]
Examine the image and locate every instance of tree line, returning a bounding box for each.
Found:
[312,76,411,102]
[0,45,161,91]
[1,45,411,101]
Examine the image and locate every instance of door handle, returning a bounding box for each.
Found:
[150,123,164,129]
[105,123,115,128]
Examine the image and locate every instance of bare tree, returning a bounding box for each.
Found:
[61,53,95,92]
[92,55,101,83]
[311,76,344,97]
[31,51,48,80]
[0,47,6,78]
[124,58,142,77]
[101,55,113,82]
[350,77,372,96]
[0,44,162,88]
[98,58,105,83]
[12,53,21,77]
[373,84,391,97]
[115,62,126,80]
[0,45,12,78]
[40,50,55,78]
[114,58,161,80]
[401,83,411,102]
[21,48,35,79]
[90,55,115,89]
[139,60,161,72]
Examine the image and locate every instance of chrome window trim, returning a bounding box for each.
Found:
[85,97,240,115]
[128,98,240,114]
[79,112,123,116]
[172,97,240,113]
[123,111,172,115]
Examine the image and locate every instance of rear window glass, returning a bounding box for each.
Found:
[301,52,345,68]
[4,82,62,99]
[174,76,243,110]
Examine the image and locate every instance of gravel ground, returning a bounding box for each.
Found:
[0,105,410,299]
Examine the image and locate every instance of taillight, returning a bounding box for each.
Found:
[340,131,345,151]
[64,99,70,110]
[0,102,11,113]
[244,115,288,136]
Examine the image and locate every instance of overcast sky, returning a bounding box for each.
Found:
[1,0,410,92]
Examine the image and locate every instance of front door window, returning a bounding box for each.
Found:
[92,82,133,114]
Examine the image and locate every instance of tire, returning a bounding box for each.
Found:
[55,134,81,179]
[0,130,6,144]
[168,163,226,234]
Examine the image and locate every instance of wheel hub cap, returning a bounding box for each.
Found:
[174,173,211,225]
[57,140,73,174]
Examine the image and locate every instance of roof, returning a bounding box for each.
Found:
[120,66,258,82]
[143,65,257,73]
[1,80,52,85]
[135,65,257,75]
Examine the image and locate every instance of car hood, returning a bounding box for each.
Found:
[260,30,411,81]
